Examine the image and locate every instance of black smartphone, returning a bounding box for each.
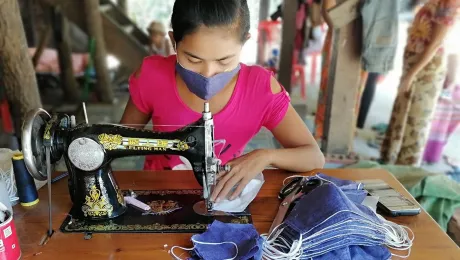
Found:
[359,179,421,217]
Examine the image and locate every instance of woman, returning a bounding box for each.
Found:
[424,53,460,164]
[381,0,459,166]
[120,0,324,203]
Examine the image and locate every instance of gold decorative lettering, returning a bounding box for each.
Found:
[147,200,181,215]
[98,134,123,150]
[81,185,114,217]
[128,138,139,146]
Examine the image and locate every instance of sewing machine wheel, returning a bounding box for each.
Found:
[22,108,52,181]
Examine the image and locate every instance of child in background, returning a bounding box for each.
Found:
[146,21,173,56]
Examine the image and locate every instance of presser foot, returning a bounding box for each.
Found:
[193,201,231,216]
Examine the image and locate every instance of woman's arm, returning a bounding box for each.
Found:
[321,0,336,28]
[119,97,151,129]
[265,77,325,172]
[405,22,451,79]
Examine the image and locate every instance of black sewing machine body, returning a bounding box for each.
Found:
[22,103,223,221]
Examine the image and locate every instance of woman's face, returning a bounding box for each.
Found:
[171,26,246,78]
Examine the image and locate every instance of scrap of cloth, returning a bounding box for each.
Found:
[262,174,412,259]
[409,174,460,231]
[189,220,264,260]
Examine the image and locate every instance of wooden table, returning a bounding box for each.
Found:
[12,169,459,259]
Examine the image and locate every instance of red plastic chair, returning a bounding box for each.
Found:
[0,99,13,134]
[291,51,306,100]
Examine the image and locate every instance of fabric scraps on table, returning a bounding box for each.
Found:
[171,220,264,260]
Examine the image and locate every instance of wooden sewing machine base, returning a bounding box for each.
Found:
[59,189,252,234]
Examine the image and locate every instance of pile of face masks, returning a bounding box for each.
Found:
[261,174,414,260]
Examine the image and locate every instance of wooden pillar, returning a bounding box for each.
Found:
[259,0,270,22]
[117,0,127,14]
[32,25,51,68]
[277,0,298,94]
[0,0,42,133]
[51,6,81,102]
[84,0,114,103]
[322,0,362,154]
[256,0,270,65]
[20,0,36,46]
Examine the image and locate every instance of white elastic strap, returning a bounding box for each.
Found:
[282,175,309,185]
[170,245,195,260]
[300,211,413,251]
[170,239,239,260]
[260,224,303,260]
[213,139,227,159]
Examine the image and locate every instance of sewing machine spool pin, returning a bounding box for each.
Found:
[21,102,226,222]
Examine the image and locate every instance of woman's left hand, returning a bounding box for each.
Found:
[399,72,416,95]
[210,149,272,202]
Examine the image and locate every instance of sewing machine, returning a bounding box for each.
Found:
[21,102,229,222]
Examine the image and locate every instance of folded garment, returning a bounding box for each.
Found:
[262,174,413,260]
[184,220,263,260]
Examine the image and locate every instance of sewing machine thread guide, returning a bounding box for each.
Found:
[82,102,88,124]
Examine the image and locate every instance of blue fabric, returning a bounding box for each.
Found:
[285,184,383,237]
[313,245,391,260]
[279,174,391,260]
[190,220,262,260]
[315,173,368,204]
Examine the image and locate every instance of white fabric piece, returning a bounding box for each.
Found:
[212,173,265,213]
[361,196,380,213]
[0,202,8,223]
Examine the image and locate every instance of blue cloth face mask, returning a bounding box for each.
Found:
[175,62,241,100]
[261,174,414,260]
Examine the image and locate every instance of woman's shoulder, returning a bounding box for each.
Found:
[133,54,176,85]
[139,54,176,72]
[240,63,273,87]
[240,63,284,95]
[242,63,272,77]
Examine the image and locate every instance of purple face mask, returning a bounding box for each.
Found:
[176,62,241,100]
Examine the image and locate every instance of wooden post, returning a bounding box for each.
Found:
[51,6,81,102]
[19,0,36,46]
[259,0,270,22]
[277,0,298,94]
[84,0,114,103]
[322,0,362,154]
[0,0,42,133]
[117,0,127,14]
[32,25,51,68]
[256,0,270,65]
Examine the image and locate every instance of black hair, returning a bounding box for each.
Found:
[171,0,250,44]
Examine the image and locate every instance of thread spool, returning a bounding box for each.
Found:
[12,152,39,207]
